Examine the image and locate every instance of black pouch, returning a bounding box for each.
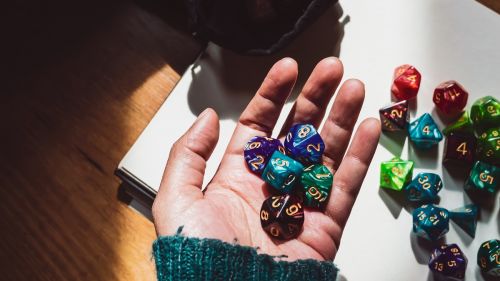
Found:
[186,0,337,55]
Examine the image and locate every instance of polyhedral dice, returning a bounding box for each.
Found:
[429,244,467,280]
[262,151,303,193]
[244,136,285,174]
[471,96,500,130]
[379,100,409,131]
[443,111,474,136]
[477,239,500,277]
[284,124,325,164]
[380,157,414,191]
[404,172,442,202]
[433,81,469,116]
[409,113,443,149]
[391,64,422,100]
[443,132,476,164]
[449,204,478,237]
[465,161,499,194]
[476,127,500,166]
[301,164,333,209]
[260,194,304,240]
[412,204,449,241]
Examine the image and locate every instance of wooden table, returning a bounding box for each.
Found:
[0,1,200,280]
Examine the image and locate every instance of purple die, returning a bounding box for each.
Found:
[429,244,467,280]
[244,136,285,174]
[284,124,325,164]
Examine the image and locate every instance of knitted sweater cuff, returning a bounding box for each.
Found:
[152,229,338,281]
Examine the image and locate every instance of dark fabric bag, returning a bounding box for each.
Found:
[186,0,337,55]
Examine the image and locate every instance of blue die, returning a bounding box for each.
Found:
[408,113,443,149]
[404,172,443,202]
[413,204,449,241]
[449,204,478,238]
[262,151,304,194]
[284,124,325,164]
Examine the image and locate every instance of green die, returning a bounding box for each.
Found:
[465,161,499,193]
[380,157,414,191]
[477,127,500,166]
[262,151,304,194]
[471,96,500,130]
[477,239,500,277]
[443,111,474,136]
[301,164,333,209]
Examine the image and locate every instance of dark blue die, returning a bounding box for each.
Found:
[429,244,467,280]
[412,204,449,241]
[284,124,325,164]
[404,172,443,202]
[244,136,285,174]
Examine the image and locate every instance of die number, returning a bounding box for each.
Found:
[448,260,457,267]
[418,175,431,190]
[271,196,281,208]
[434,263,444,272]
[479,172,494,184]
[248,142,261,149]
[306,143,321,152]
[275,158,289,167]
[487,105,496,114]
[298,127,311,138]
[270,226,280,237]
[456,142,468,155]
[260,210,269,221]
[251,155,264,169]
[308,186,322,200]
[422,126,430,135]
[390,109,403,118]
[286,203,301,216]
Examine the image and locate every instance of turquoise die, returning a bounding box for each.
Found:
[284,124,325,164]
[262,151,304,194]
[409,113,443,149]
[404,172,443,202]
[413,204,449,241]
[449,204,478,238]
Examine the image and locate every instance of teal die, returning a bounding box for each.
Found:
[412,204,449,241]
[409,113,443,149]
[449,204,478,238]
[465,161,499,194]
[262,151,304,194]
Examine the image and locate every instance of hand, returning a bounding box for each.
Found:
[152,57,381,261]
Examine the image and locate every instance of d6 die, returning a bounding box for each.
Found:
[380,157,414,191]
[301,164,333,209]
[465,161,499,194]
[391,64,422,100]
[477,239,500,277]
[379,100,410,131]
[404,172,442,202]
[471,96,500,130]
[262,151,303,193]
[477,127,500,166]
[443,132,476,165]
[409,113,443,149]
[284,124,325,164]
[260,195,304,240]
[429,244,467,280]
[412,204,449,241]
[433,80,468,116]
[244,136,285,174]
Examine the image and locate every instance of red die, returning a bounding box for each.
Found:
[391,64,422,100]
[433,81,468,115]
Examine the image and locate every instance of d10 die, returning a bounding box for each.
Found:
[301,164,333,209]
[379,100,409,131]
[260,195,304,240]
[477,239,500,277]
[443,111,474,136]
[429,244,467,280]
[465,161,499,194]
[380,157,414,191]
[471,96,500,130]
[244,136,285,174]
[284,124,325,164]
[404,172,442,202]
[433,80,469,116]
[409,113,443,149]
[391,64,422,100]
[412,204,449,241]
[477,127,500,166]
[449,204,478,238]
[262,151,303,194]
[443,132,476,164]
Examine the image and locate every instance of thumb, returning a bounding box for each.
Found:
[152,108,219,234]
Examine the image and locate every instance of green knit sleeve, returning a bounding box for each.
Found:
[152,228,338,281]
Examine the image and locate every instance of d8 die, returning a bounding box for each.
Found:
[379,100,409,131]
[429,244,467,280]
[260,195,304,240]
[465,161,499,194]
[477,239,500,277]
[262,151,303,193]
[477,127,500,166]
[433,80,469,116]
[443,111,474,136]
[301,164,333,209]
[391,64,422,100]
[404,172,442,202]
[449,204,478,238]
[409,113,443,149]
[471,96,500,130]
[412,204,449,241]
[284,124,325,164]
[244,136,285,174]
[380,157,414,191]
[443,132,476,165]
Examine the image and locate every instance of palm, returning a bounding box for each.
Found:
[153,58,381,262]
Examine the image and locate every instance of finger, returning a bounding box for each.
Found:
[152,108,220,234]
[325,118,381,242]
[225,58,298,155]
[321,79,365,171]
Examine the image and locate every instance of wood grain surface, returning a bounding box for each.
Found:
[477,0,500,13]
[0,1,200,280]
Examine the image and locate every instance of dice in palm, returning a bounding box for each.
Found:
[477,239,500,277]
[412,204,449,241]
[262,151,303,193]
[429,244,467,280]
[379,100,409,131]
[301,164,333,209]
[391,64,422,100]
[433,80,468,116]
[284,124,324,164]
[380,157,414,191]
[404,172,442,202]
[443,132,476,165]
[244,136,285,174]
[471,96,500,130]
[260,195,304,240]
[409,113,443,149]
[465,161,499,194]
[477,127,500,166]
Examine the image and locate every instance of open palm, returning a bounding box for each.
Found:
[152,57,381,261]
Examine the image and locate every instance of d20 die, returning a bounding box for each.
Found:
[379,100,409,131]
[477,127,500,166]
[244,136,285,174]
[380,157,414,191]
[465,161,499,194]
[409,113,443,149]
[262,151,303,194]
[301,164,333,209]
[477,239,500,277]
[471,96,500,130]
[412,204,449,241]
[391,64,422,100]
[429,244,467,280]
[433,80,469,116]
[260,194,304,240]
[443,132,476,164]
[443,111,474,136]
[404,172,443,202]
[284,124,325,164]
[449,204,478,238]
